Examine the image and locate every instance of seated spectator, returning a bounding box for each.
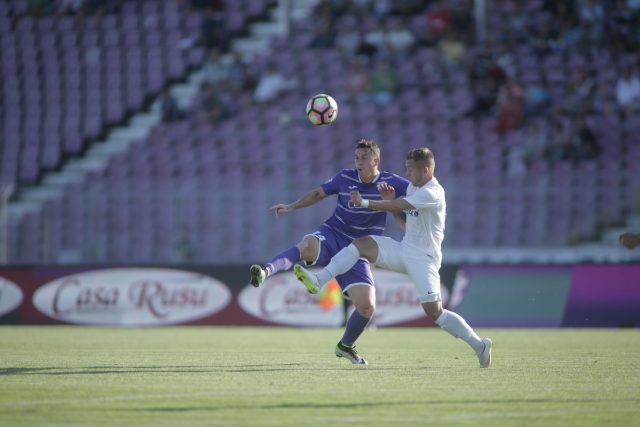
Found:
[438,32,466,70]
[359,21,387,57]
[592,80,617,118]
[366,59,398,105]
[385,18,416,57]
[159,88,184,122]
[494,79,524,133]
[425,1,451,41]
[345,59,371,105]
[561,70,596,115]
[253,64,297,104]
[524,81,552,116]
[615,65,640,114]
[571,116,600,162]
[522,122,549,167]
[198,82,229,124]
[309,16,335,49]
[465,76,497,117]
[201,49,228,87]
[544,120,572,164]
[334,18,363,58]
[224,52,255,93]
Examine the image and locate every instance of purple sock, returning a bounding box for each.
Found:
[340,310,371,347]
[264,246,301,277]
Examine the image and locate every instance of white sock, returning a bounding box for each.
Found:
[316,244,361,285]
[435,309,484,354]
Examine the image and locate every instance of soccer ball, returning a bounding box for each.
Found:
[306,94,338,126]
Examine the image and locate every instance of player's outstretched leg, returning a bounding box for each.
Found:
[478,337,492,368]
[335,341,368,365]
[249,264,266,288]
[293,264,320,294]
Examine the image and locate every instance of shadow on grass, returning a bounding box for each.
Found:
[135,396,640,413]
[0,363,428,376]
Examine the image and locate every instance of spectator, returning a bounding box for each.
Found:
[366,59,398,105]
[334,18,363,58]
[522,122,549,167]
[309,16,335,49]
[465,76,497,117]
[359,20,387,57]
[425,1,451,40]
[561,70,596,115]
[385,18,416,57]
[225,52,255,93]
[159,88,184,122]
[571,116,600,162]
[592,80,617,118]
[494,79,524,133]
[438,32,466,70]
[201,49,228,87]
[253,64,297,104]
[544,120,569,164]
[615,65,640,114]
[345,59,371,105]
[198,82,229,124]
[524,80,552,116]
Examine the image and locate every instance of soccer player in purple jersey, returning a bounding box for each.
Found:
[249,139,409,365]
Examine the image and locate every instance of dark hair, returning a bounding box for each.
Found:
[356,139,380,159]
[406,148,435,167]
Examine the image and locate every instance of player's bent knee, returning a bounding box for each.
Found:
[422,302,442,322]
[297,237,319,262]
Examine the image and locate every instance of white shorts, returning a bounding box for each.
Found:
[371,236,441,303]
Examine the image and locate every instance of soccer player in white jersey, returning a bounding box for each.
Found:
[295,147,493,368]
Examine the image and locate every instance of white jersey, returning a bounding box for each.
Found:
[401,177,446,266]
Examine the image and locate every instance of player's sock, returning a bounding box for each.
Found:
[340,310,371,347]
[316,244,360,285]
[435,309,484,354]
[264,246,301,277]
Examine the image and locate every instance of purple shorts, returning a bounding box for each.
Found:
[303,225,374,295]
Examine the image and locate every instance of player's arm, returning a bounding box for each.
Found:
[378,182,406,228]
[351,190,414,212]
[269,187,328,216]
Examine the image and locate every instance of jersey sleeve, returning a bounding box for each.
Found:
[394,176,410,197]
[404,187,441,210]
[320,171,343,195]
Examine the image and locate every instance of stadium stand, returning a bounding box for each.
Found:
[2,0,640,264]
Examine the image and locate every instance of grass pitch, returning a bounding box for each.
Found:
[0,326,639,427]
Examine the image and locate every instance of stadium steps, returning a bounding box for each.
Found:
[231,0,320,60]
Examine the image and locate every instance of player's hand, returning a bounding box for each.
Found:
[350,190,363,206]
[619,233,640,250]
[377,182,396,200]
[269,204,293,216]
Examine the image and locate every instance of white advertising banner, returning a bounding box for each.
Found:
[0,277,23,317]
[32,268,231,326]
[238,268,450,327]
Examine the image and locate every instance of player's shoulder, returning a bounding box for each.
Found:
[337,169,361,183]
[379,170,409,184]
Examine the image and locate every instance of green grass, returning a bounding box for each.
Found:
[0,327,639,427]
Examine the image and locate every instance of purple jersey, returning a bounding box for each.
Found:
[320,169,409,239]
